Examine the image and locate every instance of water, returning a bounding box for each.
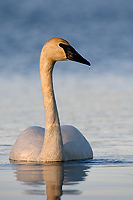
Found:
[0,0,133,199]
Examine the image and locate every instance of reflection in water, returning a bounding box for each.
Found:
[10,160,91,199]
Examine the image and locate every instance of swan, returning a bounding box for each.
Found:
[10,38,93,162]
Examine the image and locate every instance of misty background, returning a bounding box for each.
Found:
[0,0,133,76]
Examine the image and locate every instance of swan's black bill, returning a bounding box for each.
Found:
[59,43,91,66]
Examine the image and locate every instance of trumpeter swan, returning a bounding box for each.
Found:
[10,38,93,162]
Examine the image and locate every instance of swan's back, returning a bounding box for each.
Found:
[61,125,93,160]
[10,127,44,161]
[10,125,93,162]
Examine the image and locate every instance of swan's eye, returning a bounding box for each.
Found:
[59,43,76,59]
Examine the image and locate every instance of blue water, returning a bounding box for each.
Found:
[0,0,133,199]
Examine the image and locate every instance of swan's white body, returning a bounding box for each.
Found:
[10,38,93,162]
[10,125,92,161]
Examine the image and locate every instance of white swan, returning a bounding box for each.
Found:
[10,38,93,162]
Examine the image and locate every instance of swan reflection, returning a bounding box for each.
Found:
[10,160,91,199]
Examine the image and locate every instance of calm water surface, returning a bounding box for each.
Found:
[0,0,133,199]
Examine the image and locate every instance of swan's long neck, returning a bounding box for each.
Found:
[39,58,66,162]
[40,61,59,131]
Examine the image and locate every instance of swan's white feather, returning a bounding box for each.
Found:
[10,125,93,161]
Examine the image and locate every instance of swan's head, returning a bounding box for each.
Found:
[40,38,91,70]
